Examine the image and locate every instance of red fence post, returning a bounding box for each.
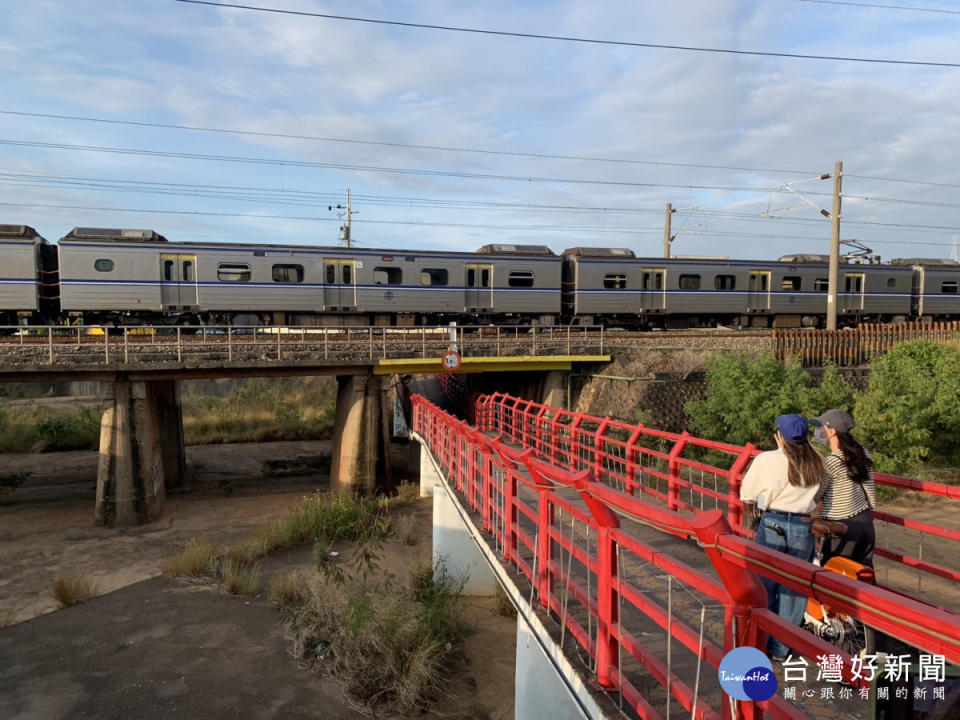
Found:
[570,414,584,470]
[667,431,690,512]
[625,425,644,496]
[534,405,549,455]
[594,417,611,484]
[691,509,767,647]
[574,473,621,690]
[727,443,756,530]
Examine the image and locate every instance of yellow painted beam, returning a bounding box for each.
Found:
[374,355,610,375]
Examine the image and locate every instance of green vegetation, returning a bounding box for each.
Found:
[52,576,97,607]
[221,560,262,596]
[684,342,960,479]
[161,538,218,578]
[281,559,469,713]
[0,401,101,453]
[0,377,338,454]
[684,352,852,448]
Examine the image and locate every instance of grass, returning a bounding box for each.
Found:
[395,514,417,546]
[495,584,517,619]
[269,570,310,610]
[53,576,97,607]
[221,560,262,596]
[161,538,218,577]
[283,559,469,713]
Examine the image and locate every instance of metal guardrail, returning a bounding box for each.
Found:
[0,324,607,367]
[413,395,960,720]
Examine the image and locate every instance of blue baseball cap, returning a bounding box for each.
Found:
[775,414,809,444]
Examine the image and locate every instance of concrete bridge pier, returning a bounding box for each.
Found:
[330,373,392,495]
[95,378,184,527]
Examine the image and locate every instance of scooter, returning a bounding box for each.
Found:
[803,519,877,657]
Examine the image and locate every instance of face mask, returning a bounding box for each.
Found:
[814,427,829,445]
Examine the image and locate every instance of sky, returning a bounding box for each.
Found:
[2,0,960,262]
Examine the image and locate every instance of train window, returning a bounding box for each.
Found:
[217,263,251,282]
[678,274,701,290]
[343,265,352,284]
[326,264,335,283]
[845,275,864,293]
[467,268,476,286]
[603,274,627,289]
[814,278,829,292]
[781,276,802,291]
[183,260,193,283]
[642,272,664,290]
[508,271,534,288]
[942,281,958,294]
[272,264,304,283]
[887,278,897,288]
[481,268,490,287]
[420,269,448,286]
[163,260,174,281]
[373,267,402,285]
[715,275,735,290]
[95,258,114,272]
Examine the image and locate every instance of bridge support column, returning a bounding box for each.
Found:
[95,379,184,527]
[542,370,568,409]
[432,483,497,596]
[330,373,392,495]
[515,616,587,720]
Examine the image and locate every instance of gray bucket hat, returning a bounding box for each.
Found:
[809,409,854,433]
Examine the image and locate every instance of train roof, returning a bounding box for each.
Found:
[562,247,636,258]
[475,243,555,256]
[63,227,168,242]
[778,253,831,263]
[889,258,960,267]
[0,224,44,241]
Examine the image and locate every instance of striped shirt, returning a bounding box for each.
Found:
[815,450,877,520]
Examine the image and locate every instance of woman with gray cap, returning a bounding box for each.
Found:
[810,409,877,567]
[740,414,825,661]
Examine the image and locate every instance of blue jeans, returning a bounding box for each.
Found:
[756,512,814,659]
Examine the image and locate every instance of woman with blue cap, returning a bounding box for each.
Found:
[810,409,876,567]
[740,414,825,661]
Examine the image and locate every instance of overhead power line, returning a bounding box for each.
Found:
[0,110,820,176]
[0,138,792,193]
[794,0,960,15]
[173,0,960,68]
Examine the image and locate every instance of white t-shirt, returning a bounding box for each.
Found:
[739,448,819,514]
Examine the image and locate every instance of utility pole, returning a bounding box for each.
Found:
[329,189,357,248]
[826,161,843,331]
[663,203,675,258]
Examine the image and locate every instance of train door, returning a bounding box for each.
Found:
[641,269,666,311]
[842,272,865,312]
[747,271,770,312]
[323,259,357,310]
[160,254,198,309]
[465,263,494,311]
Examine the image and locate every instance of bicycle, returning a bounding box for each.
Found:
[803,519,877,657]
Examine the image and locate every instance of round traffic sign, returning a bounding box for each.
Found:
[441,350,461,372]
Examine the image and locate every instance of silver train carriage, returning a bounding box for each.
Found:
[0,225,50,326]
[563,248,919,328]
[56,229,562,326]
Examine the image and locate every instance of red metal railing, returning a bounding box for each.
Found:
[476,393,960,589]
[412,395,960,720]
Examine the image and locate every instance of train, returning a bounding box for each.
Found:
[2,223,959,329]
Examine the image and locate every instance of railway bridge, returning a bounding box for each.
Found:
[0,323,608,526]
[413,393,960,720]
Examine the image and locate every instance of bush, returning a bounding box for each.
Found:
[855,340,960,473]
[33,407,100,451]
[161,538,218,577]
[53,576,97,606]
[684,352,815,448]
[221,560,261,596]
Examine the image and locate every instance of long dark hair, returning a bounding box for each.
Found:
[781,439,824,488]
[836,431,872,484]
